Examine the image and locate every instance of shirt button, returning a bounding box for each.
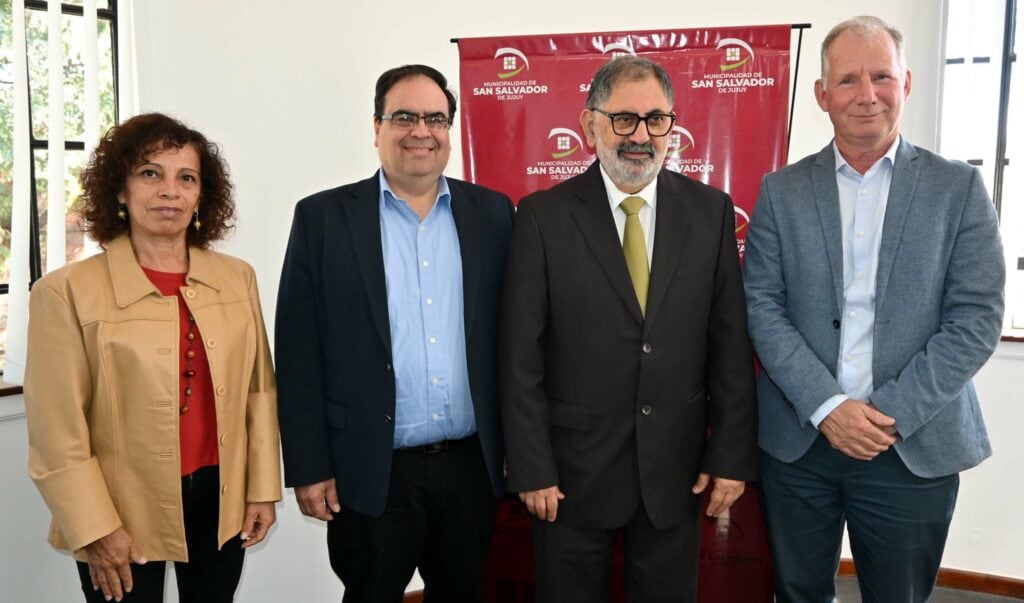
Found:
[859,187,868,195]
[184,289,196,299]
[429,336,437,344]
[426,298,433,305]
[207,338,217,349]
[432,413,440,421]
[220,434,227,445]
[849,311,857,318]
[431,377,439,385]
[640,404,653,416]
[846,354,854,362]
[641,343,652,354]
[419,226,426,232]
[216,385,227,395]
[856,273,864,280]
[221,485,228,495]
[422,260,430,268]
[856,230,866,238]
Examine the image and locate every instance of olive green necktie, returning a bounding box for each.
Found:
[619,196,649,316]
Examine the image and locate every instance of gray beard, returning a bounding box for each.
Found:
[596,144,660,191]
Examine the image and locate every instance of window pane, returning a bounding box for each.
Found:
[97,17,115,133]
[1,0,13,285]
[0,293,7,372]
[34,148,87,272]
[1001,0,1023,335]
[26,8,116,142]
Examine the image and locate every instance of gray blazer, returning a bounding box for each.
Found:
[744,138,1005,478]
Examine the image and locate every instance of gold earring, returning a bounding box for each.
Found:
[117,203,127,220]
[193,211,201,231]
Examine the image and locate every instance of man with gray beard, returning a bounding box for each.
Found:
[499,56,757,602]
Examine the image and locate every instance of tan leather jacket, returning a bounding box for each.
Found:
[25,236,281,562]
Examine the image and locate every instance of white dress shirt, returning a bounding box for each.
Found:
[599,164,658,268]
[810,137,900,428]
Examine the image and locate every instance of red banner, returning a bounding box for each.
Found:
[459,26,790,602]
[457,26,791,260]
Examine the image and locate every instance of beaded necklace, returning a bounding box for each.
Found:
[182,312,197,415]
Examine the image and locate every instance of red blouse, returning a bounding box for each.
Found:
[142,268,219,476]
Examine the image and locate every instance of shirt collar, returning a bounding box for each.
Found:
[378,169,452,214]
[106,235,222,308]
[833,135,901,175]
[598,162,658,214]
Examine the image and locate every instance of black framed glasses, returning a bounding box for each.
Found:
[379,111,452,131]
[591,108,676,137]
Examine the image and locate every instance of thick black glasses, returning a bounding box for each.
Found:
[591,108,676,137]
[379,111,451,131]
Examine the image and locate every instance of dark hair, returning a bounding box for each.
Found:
[586,56,674,110]
[77,112,235,247]
[373,64,457,121]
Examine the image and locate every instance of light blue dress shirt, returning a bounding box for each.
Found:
[379,171,475,447]
[810,137,900,427]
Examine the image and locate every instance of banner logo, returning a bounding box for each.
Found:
[600,39,637,58]
[717,38,754,71]
[663,125,715,178]
[734,206,749,235]
[548,128,584,159]
[734,206,750,258]
[667,125,696,158]
[526,125,592,181]
[495,47,530,79]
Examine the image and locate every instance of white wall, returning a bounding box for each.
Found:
[4,0,1021,600]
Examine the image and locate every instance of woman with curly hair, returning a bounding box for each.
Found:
[24,112,281,603]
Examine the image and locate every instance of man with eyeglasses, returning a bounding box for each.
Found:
[500,56,757,601]
[276,64,515,602]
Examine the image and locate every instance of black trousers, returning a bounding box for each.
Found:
[532,502,701,603]
[327,435,496,603]
[76,465,245,603]
[760,434,959,603]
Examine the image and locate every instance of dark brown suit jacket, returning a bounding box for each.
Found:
[500,162,757,530]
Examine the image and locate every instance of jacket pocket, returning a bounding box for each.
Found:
[549,399,589,431]
[325,402,348,431]
[686,386,707,403]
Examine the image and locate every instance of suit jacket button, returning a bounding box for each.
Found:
[640,404,653,416]
[384,414,394,424]
[385,362,392,372]
[641,343,652,354]
[832,319,841,329]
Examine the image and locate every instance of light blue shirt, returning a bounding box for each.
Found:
[379,171,475,447]
[810,137,899,428]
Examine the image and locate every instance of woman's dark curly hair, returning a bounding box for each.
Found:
[77,112,235,247]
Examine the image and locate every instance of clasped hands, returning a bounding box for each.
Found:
[518,475,745,522]
[820,399,898,461]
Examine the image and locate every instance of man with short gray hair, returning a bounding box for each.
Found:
[745,16,1004,601]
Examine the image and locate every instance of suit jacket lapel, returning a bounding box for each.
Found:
[571,163,644,325]
[645,171,690,327]
[812,144,845,312]
[340,172,392,356]
[451,181,482,344]
[875,139,919,310]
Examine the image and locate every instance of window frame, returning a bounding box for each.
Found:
[0,0,119,297]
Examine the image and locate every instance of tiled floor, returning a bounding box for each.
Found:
[836,577,1023,602]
